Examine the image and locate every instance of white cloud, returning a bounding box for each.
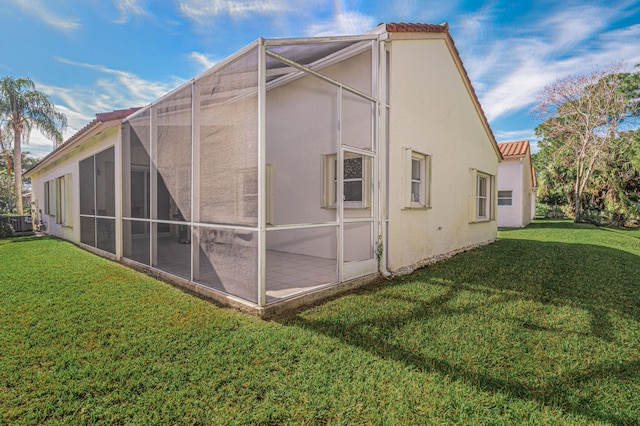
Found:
[305,10,375,36]
[189,52,217,71]
[10,0,80,32]
[54,57,181,105]
[464,3,640,124]
[24,60,184,158]
[113,0,150,24]
[542,5,612,51]
[493,129,538,144]
[178,0,292,23]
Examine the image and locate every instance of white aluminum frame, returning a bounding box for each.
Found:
[120,34,384,308]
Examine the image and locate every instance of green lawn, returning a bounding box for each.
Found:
[1,221,638,425]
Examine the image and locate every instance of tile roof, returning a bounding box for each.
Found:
[64,107,141,147]
[384,22,449,33]
[498,140,530,157]
[26,107,140,176]
[380,22,501,160]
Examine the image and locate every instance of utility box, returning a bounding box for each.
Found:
[7,215,33,233]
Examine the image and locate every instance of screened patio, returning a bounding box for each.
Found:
[121,34,382,307]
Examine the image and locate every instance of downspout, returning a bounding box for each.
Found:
[378,34,392,280]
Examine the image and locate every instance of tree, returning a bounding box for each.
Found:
[597,130,640,224]
[0,77,66,214]
[619,64,640,120]
[534,65,630,222]
[0,150,38,213]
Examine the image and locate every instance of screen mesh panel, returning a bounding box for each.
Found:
[154,86,192,222]
[95,147,116,217]
[197,48,259,227]
[153,222,191,279]
[344,221,373,262]
[80,216,95,247]
[265,227,338,302]
[124,110,151,219]
[79,156,94,215]
[96,218,116,254]
[342,90,374,151]
[195,226,258,303]
[123,219,150,265]
[266,68,338,225]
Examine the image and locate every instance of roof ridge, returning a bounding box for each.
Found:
[384,22,449,33]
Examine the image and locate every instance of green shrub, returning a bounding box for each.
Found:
[0,217,14,238]
[536,202,568,219]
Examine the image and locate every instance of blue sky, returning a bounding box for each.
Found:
[1,0,639,158]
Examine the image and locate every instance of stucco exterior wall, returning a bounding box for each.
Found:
[29,126,121,246]
[497,153,534,228]
[386,37,499,271]
[497,158,524,228]
[521,152,534,226]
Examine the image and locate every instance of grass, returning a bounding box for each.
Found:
[1,221,639,425]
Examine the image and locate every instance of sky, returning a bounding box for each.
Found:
[1,0,639,158]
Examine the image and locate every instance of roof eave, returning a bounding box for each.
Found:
[25,120,115,177]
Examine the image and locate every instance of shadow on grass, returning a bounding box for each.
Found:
[284,239,640,425]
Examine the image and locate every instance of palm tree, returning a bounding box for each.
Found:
[0,77,66,214]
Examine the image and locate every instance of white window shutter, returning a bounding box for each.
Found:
[469,168,477,222]
[65,173,73,226]
[403,147,412,208]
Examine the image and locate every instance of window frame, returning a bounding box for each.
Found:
[236,164,272,223]
[44,181,51,215]
[55,176,65,224]
[403,148,431,209]
[498,190,513,206]
[322,153,371,209]
[475,171,493,222]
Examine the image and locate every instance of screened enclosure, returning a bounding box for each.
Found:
[121,35,381,306]
[80,147,117,254]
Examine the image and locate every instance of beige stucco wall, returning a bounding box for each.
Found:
[497,153,534,228]
[386,36,499,271]
[29,125,121,246]
[497,158,524,227]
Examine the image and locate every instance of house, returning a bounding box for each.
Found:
[26,22,502,317]
[497,140,537,228]
[25,108,139,246]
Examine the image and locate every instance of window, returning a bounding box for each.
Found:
[242,169,258,218]
[403,148,430,208]
[498,190,513,206]
[44,181,51,214]
[323,154,371,208]
[55,176,65,224]
[43,179,56,216]
[475,172,493,221]
[236,165,272,223]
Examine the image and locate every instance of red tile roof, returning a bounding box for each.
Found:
[26,107,140,176]
[64,107,141,147]
[498,140,537,187]
[384,22,449,33]
[498,140,530,157]
[380,22,501,160]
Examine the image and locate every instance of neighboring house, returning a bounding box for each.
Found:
[26,23,502,316]
[497,140,537,228]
